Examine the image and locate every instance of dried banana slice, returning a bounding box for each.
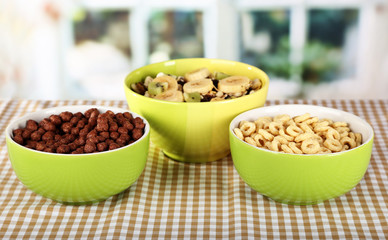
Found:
[218,76,251,94]
[183,78,214,94]
[152,75,178,92]
[184,68,211,82]
[153,90,184,102]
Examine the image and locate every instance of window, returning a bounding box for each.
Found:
[241,10,291,80]
[148,10,204,63]
[304,9,359,83]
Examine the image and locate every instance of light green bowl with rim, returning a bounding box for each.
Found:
[124,58,269,163]
[5,105,150,204]
[229,104,374,205]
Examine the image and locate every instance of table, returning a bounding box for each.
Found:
[0,99,387,239]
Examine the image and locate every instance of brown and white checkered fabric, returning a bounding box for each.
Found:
[0,99,387,239]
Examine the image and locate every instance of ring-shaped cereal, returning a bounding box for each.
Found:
[286,125,304,137]
[326,128,340,140]
[288,142,303,154]
[342,145,350,151]
[322,118,334,125]
[354,133,362,146]
[253,133,266,147]
[269,139,281,152]
[238,120,248,128]
[240,121,256,136]
[314,125,331,132]
[273,114,291,123]
[269,121,283,135]
[244,137,257,147]
[335,127,350,138]
[255,119,271,130]
[301,138,320,154]
[302,116,319,125]
[233,128,244,140]
[319,147,332,154]
[340,136,356,148]
[264,141,272,150]
[312,120,329,129]
[323,139,342,152]
[294,113,311,123]
[279,128,294,141]
[349,132,356,141]
[281,144,294,154]
[295,132,315,142]
[298,122,314,134]
[258,129,274,141]
[332,121,348,128]
[274,135,288,145]
[285,119,296,127]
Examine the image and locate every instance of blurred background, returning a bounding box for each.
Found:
[1,0,388,100]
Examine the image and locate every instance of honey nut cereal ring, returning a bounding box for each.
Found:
[233,128,244,140]
[239,120,248,128]
[240,121,256,136]
[244,137,257,147]
[342,145,350,151]
[294,132,315,142]
[255,119,271,130]
[269,139,281,152]
[314,125,331,132]
[335,127,350,138]
[332,121,348,128]
[301,138,321,154]
[323,139,342,152]
[354,133,362,146]
[326,128,340,140]
[264,141,272,150]
[315,134,324,144]
[322,118,334,125]
[319,147,332,154]
[253,133,266,147]
[340,136,356,149]
[285,119,297,127]
[258,129,274,141]
[281,144,294,154]
[294,113,311,123]
[274,135,289,145]
[286,125,304,137]
[269,121,283,135]
[298,122,314,134]
[302,116,319,125]
[349,132,356,140]
[279,128,294,141]
[288,142,303,154]
[312,120,329,128]
[273,114,291,123]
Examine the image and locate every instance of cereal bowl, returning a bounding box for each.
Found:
[5,105,150,204]
[229,104,374,205]
[124,58,269,163]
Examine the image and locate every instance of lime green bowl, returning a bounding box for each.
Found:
[124,58,269,163]
[229,104,374,205]
[5,106,150,204]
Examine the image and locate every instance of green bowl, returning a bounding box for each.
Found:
[229,104,374,205]
[124,58,269,163]
[5,105,150,204]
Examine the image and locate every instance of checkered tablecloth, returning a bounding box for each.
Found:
[0,99,387,239]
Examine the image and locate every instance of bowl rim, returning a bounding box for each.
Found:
[123,58,270,105]
[229,104,374,156]
[5,105,150,156]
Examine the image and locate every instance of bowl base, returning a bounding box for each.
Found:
[162,150,228,163]
[264,195,325,205]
